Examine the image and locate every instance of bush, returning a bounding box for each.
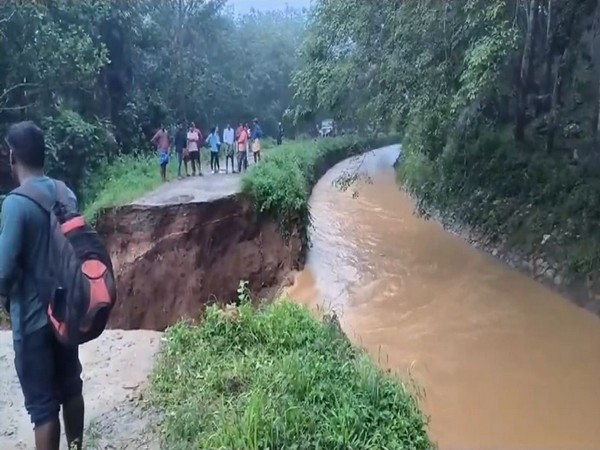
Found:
[151,300,432,450]
[398,123,600,275]
[241,134,401,235]
[43,108,116,197]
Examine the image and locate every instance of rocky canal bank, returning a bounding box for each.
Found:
[446,222,600,314]
[393,153,600,315]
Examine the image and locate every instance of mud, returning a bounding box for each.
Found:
[97,194,303,331]
[0,330,162,450]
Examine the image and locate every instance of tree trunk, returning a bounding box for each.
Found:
[515,0,540,141]
[544,0,553,105]
[596,76,600,146]
[593,0,600,145]
[177,0,185,115]
[546,48,568,153]
[546,1,577,153]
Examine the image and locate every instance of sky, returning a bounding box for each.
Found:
[230,0,312,14]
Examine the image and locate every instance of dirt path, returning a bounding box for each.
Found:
[0,330,162,450]
[134,171,243,206]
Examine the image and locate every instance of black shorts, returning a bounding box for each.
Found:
[13,325,83,427]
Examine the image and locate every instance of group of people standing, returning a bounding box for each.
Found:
[151,119,265,181]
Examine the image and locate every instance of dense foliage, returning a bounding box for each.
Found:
[0,1,306,198]
[241,134,401,238]
[294,0,600,277]
[152,298,432,449]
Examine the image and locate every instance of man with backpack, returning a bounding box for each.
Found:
[0,121,116,450]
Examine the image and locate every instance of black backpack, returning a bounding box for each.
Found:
[11,180,117,346]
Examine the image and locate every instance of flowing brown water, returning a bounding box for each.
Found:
[288,146,600,450]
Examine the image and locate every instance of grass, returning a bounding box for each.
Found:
[82,154,179,221]
[151,297,433,450]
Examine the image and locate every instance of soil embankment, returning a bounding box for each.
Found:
[97,188,302,331]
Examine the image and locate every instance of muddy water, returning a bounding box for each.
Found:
[288,146,600,450]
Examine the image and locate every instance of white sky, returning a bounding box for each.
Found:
[230,0,312,13]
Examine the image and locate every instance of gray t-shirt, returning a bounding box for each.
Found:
[0,176,78,340]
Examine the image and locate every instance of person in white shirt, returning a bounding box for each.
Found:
[186,122,202,176]
[222,124,236,174]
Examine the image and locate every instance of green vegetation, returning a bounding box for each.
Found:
[151,298,432,449]
[82,147,229,221]
[0,1,307,198]
[82,155,178,221]
[241,134,400,236]
[294,0,600,279]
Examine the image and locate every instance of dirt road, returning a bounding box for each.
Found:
[134,171,243,206]
[0,330,162,450]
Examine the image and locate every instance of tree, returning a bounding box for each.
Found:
[0,0,308,196]
[293,0,600,276]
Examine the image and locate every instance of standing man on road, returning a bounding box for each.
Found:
[0,121,85,450]
[206,127,221,174]
[235,122,243,153]
[237,124,249,173]
[174,122,189,178]
[187,122,202,176]
[222,123,235,173]
[151,124,170,182]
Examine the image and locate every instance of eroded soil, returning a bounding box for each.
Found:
[97,194,303,331]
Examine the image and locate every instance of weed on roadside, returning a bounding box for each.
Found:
[151,299,432,450]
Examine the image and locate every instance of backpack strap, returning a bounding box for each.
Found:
[11,179,70,213]
[53,180,72,206]
[11,181,55,213]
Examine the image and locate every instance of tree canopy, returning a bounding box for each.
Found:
[0,0,307,196]
[293,0,600,276]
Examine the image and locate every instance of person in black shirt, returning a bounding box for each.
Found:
[174,123,189,178]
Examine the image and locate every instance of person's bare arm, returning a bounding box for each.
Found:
[150,130,160,145]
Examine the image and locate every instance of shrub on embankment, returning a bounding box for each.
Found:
[82,154,176,221]
[399,124,600,280]
[151,299,432,449]
[241,134,400,237]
